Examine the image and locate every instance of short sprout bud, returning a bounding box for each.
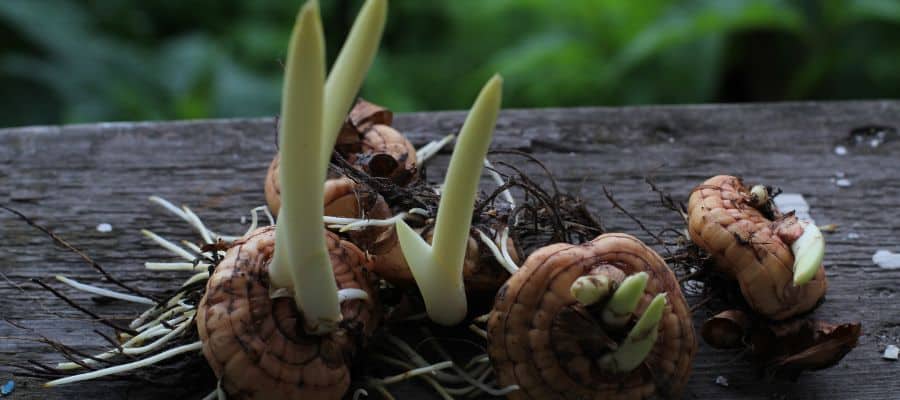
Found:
[570,275,612,306]
[749,185,768,208]
[602,272,649,328]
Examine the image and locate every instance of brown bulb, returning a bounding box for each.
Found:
[197,227,378,400]
[487,233,696,400]
[687,175,827,320]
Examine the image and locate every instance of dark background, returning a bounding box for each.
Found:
[1,0,898,128]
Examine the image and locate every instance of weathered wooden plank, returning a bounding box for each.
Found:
[1,101,899,399]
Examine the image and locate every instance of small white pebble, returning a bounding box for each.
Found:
[715,376,729,387]
[883,345,899,360]
[869,138,881,148]
[835,178,852,187]
[847,232,861,240]
[834,145,848,155]
[874,250,900,269]
[240,215,248,224]
[96,223,112,233]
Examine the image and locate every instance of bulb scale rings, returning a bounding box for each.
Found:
[487,233,696,400]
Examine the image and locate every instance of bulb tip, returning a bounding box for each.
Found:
[791,222,824,287]
[571,275,611,306]
[298,0,320,20]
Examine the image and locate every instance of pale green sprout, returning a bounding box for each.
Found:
[601,271,648,327]
[268,0,335,331]
[570,271,665,372]
[395,75,503,326]
[322,0,387,165]
[570,274,612,306]
[792,220,824,286]
[268,0,387,334]
[599,293,668,373]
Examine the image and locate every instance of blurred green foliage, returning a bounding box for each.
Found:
[0,0,898,127]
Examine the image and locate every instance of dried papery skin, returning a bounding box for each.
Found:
[487,233,696,400]
[265,98,413,219]
[342,99,416,184]
[347,124,417,184]
[687,175,827,320]
[372,226,518,293]
[197,227,378,400]
[323,178,390,219]
[701,309,861,379]
[266,160,390,222]
[266,99,415,212]
[753,319,861,380]
[702,309,752,349]
[348,98,393,132]
[324,178,393,250]
[333,98,392,157]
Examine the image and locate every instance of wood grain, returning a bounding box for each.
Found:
[1,101,899,399]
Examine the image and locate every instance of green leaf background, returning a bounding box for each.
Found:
[0,0,897,127]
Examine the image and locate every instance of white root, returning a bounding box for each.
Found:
[368,336,514,399]
[464,354,490,369]
[408,208,429,217]
[415,133,456,167]
[202,379,227,400]
[148,196,240,243]
[141,229,196,261]
[181,240,204,254]
[338,288,371,303]
[144,262,208,272]
[180,205,214,244]
[323,209,430,232]
[58,315,192,370]
[54,275,155,305]
[384,336,461,383]
[135,305,190,332]
[468,323,488,339]
[499,226,517,272]
[53,197,258,391]
[378,361,455,385]
[182,271,210,287]
[339,212,408,232]
[476,229,519,274]
[148,196,191,221]
[45,342,202,387]
[80,195,515,398]
[483,158,515,208]
[149,196,218,242]
[420,327,520,397]
[369,356,454,400]
[241,206,275,237]
[352,388,369,400]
